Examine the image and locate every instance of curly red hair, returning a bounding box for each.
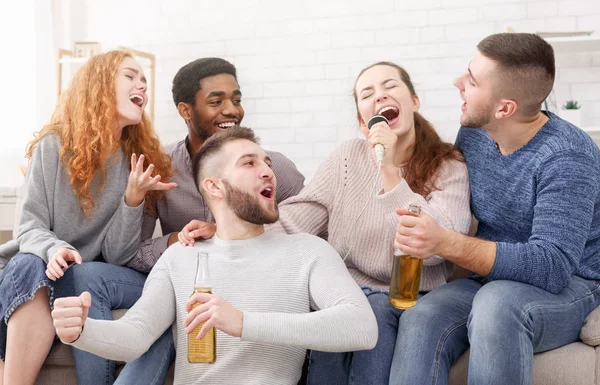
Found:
[27,50,171,215]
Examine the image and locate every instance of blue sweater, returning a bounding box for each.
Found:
[456,111,600,293]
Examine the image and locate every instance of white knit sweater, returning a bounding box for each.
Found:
[71,232,378,385]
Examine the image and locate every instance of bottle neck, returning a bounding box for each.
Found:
[194,252,211,289]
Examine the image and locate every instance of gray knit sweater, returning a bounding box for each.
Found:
[0,134,144,268]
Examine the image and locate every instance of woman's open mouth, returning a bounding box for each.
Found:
[129,94,144,109]
[378,105,400,126]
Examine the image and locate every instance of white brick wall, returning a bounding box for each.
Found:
[66,0,600,180]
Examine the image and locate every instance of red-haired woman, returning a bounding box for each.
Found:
[0,51,175,385]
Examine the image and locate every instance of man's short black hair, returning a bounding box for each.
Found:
[172,57,237,106]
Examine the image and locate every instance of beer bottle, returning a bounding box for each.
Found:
[188,252,216,363]
[389,204,423,310]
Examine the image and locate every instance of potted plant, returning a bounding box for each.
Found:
[560,100,581,126]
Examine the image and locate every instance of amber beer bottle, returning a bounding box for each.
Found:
[188,252,216,363]
[389,204,423,310]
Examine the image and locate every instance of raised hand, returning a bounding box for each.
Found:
[46,248,82,281]
[125,153,178,207]
[52,291,92,344]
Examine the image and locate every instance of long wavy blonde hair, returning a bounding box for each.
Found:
[26,50,171,215]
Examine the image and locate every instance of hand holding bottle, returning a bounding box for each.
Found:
[184,292,243,339]
[394,206,446,259]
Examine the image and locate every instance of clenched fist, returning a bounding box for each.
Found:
[52,292,92,344]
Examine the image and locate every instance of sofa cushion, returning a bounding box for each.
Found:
[581,305,600,346]
[449,342,596,385]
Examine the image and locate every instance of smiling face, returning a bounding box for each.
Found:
[354,64,420,139]
[115,57,148,130]
[219,139,278,225]
[188,74,244,142]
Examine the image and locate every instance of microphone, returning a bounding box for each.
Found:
[367,114,389,163]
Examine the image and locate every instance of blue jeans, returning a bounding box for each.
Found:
[390,277,600,385]
[0,253,76,362]
[306,287,405,385]
[70,262,175,385]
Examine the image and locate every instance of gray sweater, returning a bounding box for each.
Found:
[71,232,378,385]
[0,134,144,268]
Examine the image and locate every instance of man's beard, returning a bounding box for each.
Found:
[222,180,279,225]
[190,110,211,141]
[461,104,494,128]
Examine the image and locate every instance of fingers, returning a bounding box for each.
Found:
[56,255,69,269]
[179,231,195,247]
[64,249,83,264]
[155,181,178,191]
[52,305,86,320]
[54,295,87,309]
[52,295,87,344]
[185,220,203,233]
[394,238,416,255]
[192,223,217,240]
[185,306,214,334]
[181,222,199,245]
[197,316,217,340]
[398,215,418,228]
[368,124,394,142]
[141,162,155,180]
[131,153,137,172]
[46,265,60,280]
[80,291,92,321]
[80,292,92,308]
[46,258,64,280]
[135,154,145,175]
[179,220,213,246]
[396,208,410,216]
[186,292,213,312]
[369,121,390,132]
[184,301,211,326]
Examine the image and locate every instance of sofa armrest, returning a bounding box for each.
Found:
[580,305,600,346]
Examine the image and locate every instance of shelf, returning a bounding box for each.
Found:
[545,35,600,53]
[58,57,88,64]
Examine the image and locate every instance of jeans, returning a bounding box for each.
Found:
[390,277,600,385]
[70,262,175,385]
[0,253,76,362]
[306,287,405,385]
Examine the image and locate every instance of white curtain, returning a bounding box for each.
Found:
[0,0,55,188]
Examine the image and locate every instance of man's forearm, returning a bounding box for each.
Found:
[439,230,497,276]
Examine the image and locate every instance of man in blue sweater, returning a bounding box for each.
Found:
[390,33,600,385]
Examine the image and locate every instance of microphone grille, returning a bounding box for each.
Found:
[367,114,388,130]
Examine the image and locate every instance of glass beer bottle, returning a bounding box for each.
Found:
[389,204,423,310]
[188,252,216,363]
